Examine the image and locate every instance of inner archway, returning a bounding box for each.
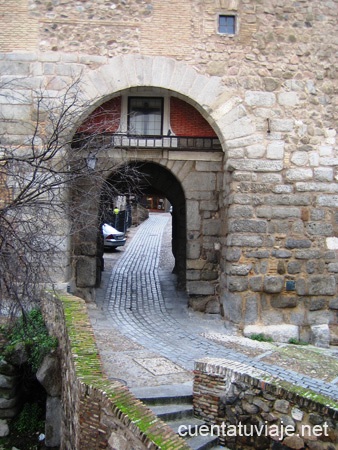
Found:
[105,162,186,289]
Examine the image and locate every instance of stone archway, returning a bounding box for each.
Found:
[70,55,258,309]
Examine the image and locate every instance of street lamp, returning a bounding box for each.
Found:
[86,152,97,170]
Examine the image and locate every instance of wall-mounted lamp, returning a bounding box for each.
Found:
[86,152,97,170]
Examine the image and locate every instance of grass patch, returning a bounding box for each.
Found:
[249,333,274,343]
[288,337,308,346]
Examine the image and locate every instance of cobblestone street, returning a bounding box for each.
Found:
[89,213,338,401]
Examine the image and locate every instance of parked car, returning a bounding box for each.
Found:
[102,223,126,249]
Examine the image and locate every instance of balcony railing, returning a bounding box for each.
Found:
[72,133,222,151]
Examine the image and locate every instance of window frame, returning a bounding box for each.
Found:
[218,14,237,36]
[127,96,164,137]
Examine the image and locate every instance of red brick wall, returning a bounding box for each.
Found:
[170,97,217,137]
[78,96,217,138]
[78,97,122,133]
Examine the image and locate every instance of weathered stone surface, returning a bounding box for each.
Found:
[45,396,61,448]
[0,374,18,390]
[310,324,330,348]
[222,293,243,324]
[308,276,336,296]
[187,281,215,296]
[228,264,252,276]
[243,324,299,343]
[271,295,297,308]
[229,219,267,233]
[0,360,17,377]
[306,222,333,236]
[4,342,28,366]
[0,419,9,437]
[282,436,304,449]
[291,407,304,422]
[248,276,263,292]
[76,256,97,288]
[263,276,284,294]
[305,298,326,311]
[228,276,249,292]
[329,298,338,310]
[242,401,259,414]
[245,91,276,107]
[205,298,221,314]
[36,353,61,397]
[285,238,311,249]
[274,399,290,414]
[253,397,270,413]
[108,430,130,450]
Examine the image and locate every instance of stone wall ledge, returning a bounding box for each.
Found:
[194,357,338,417]
[42,292,190,450]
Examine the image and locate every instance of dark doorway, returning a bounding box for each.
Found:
[105,162,186,289]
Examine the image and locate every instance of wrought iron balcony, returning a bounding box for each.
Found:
[72,133,222,151]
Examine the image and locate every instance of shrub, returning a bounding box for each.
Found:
[3,308,58,371]
[249,333,274,343]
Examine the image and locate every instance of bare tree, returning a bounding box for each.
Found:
[0,78,145,319]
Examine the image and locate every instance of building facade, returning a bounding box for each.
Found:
[1,0,337,342]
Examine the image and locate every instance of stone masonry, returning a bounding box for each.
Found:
[41,292,190,450]
[194,358,338,450]
[0,0,337,340]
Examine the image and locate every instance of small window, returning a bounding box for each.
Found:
[218,15,236,35]
[128,97,163,136]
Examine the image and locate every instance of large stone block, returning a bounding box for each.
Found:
[186,201,201,230]
[317,195,338,207]
[222,293,243,324]
[202,220,221,236]
[76,256,97,288]
[306,222,333,236]
[183,172,216,192]
[271,295,297,308]
[187,281,215,296]
[187,241,201,259]
[244,324,299,343]
[267,141,284,160]
[227,234,264,247]
[244,295,258,324]
[285,168,313,181]
[228,276,249,292]
[36,353,61,397]
[226,159,283,172]
[229,219,267,233]
[0,419,9,437]
[245,91,276,107]
[263,276,284,293]
[310,324,330,348]
[308,275,336,296]
[45,396,61,448]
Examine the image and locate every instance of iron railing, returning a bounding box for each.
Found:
[73,133,222,151]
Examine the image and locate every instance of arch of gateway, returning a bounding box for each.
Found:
[1,0,337,343]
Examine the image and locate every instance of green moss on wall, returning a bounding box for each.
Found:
[57,293,189,450]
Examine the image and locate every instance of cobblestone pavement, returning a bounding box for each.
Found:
[89,213,338,401]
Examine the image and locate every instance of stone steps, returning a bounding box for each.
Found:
[131,383,228,450]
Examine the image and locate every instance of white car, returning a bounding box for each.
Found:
[102,223,126,249]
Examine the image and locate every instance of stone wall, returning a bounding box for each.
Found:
[193,358,338,450]
[41,292,190,450]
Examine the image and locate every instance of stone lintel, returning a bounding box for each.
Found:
[168,151,223,161]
